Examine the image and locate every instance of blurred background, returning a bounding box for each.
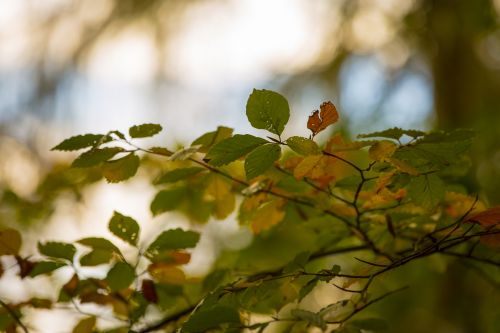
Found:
[1,0,500,332]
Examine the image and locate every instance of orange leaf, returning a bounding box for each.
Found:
[307,101,339,137]
[251,200,285,234]
[466,206,500,247]
[307,111,321,134]
[466,206,500,227]
[293,155,322,180]
[318,101,339,132]
[148,263,186,284]
[170,251,191,265]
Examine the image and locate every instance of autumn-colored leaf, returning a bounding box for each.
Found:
[169,251,192,265]
[250,200,285,234]
[466,206,500,227]
[141,279,158,303]
[63,274,79,297]
[466,206,500,247]
[293,155,322,180]
[15,256,36,278]
[368,141,397,162]
[204,175,236,219]
[0,228,22,255]
[148,263,186,284]
[307,101,339,137]
[444,192,485,218]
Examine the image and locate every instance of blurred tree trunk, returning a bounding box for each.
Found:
[417,0,500,203]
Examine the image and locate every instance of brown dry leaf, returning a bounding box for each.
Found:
[63,274,79,297]
[141,279,158,303]
[466,206,500,247]
[80,291,114,305]
[15,256,36,278]
[307,110,321,134]
[307,101,339,137]
[466,206,500,227]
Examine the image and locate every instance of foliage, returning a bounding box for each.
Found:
[1,89,500,333]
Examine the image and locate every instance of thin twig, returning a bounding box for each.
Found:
[0,299,29,333]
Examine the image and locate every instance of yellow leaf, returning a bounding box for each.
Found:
[241,192,268,211]
[374,171,396,193]
[330,203,357,217]
[444,192,485,218]
[251,200,285,234]
[148,263,186,284]
[368,141,397,162]
[293,155,322,180]
[361,188,406,210]
[205,175,236,219]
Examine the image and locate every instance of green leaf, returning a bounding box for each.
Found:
[244,144,281,180]
[77,237,121,254]
[129,123,162,138]
[38,242,76,261]
[407,174,445,208]
[29,261,66,277]
[283,251,311,273]
[246,89,290,135]
[80,249,114,266]
[0,228,22,255]
[101,153,140,183]
[71,147,124,168]
[299,277,319,301]
[358,128,425,140]
[72,316,96,333]
[148,146,172,156]
[52,134,109,151]
[418,129,474,143]
[205,134,267,166]
[108,211,140,246]
[155,167,205,184]
[192,126,233,152]
[146,228,200,260]
[106,262,135,291]
[110,130,126,140]
[182,305,241,333]
[286,136,320,155]
[291,309,327,330]
[150,188,187,216]
[350,318,389,331]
